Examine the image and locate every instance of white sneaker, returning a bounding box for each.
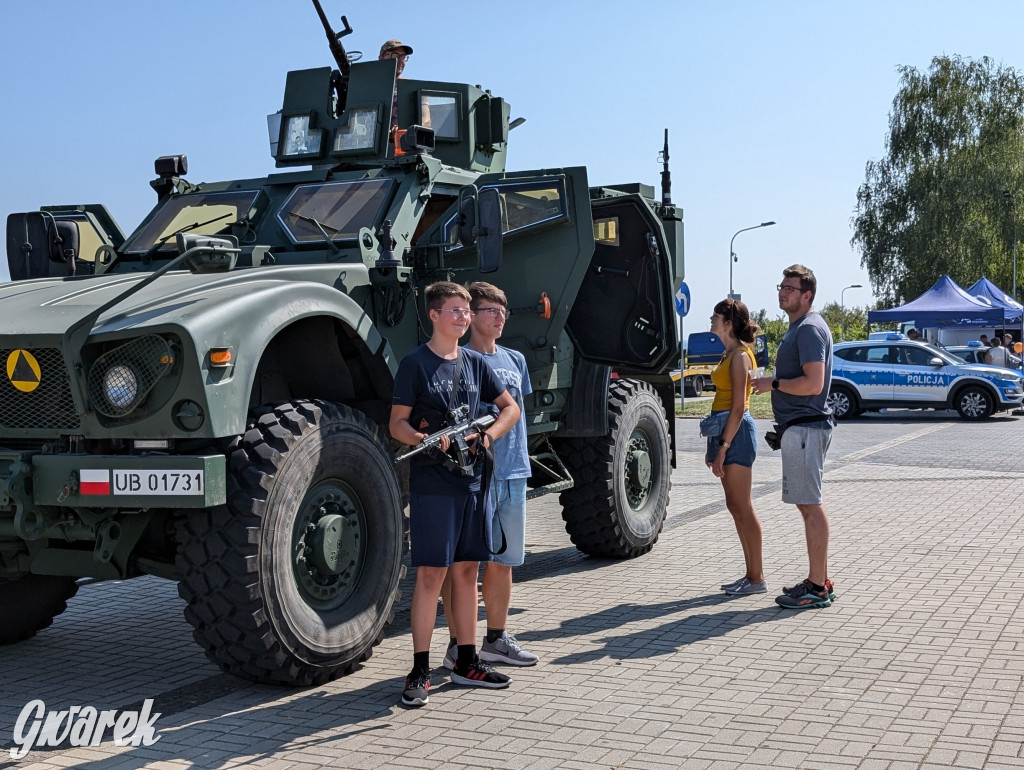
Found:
[479,632,538,666]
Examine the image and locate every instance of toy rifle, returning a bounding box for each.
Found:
[394,406,496,477]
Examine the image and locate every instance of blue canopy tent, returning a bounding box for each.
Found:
[965,277,1023,322]
[867,275,1005,327]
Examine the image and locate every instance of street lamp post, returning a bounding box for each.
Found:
[840,284,863,341]
[728,221,776,300]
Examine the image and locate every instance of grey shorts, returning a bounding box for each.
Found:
[780,425,832,505]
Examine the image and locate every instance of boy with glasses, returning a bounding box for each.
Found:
[753,265,835,610]
[441,282,539,671]
[390,282,520,707]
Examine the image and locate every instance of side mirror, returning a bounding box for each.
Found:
[176,233,240,274]
[477,188,502,274]
[928,357,944,367]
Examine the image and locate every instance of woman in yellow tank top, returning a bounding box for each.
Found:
[706,298,766,596]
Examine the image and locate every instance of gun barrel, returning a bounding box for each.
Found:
[310,0,351,76]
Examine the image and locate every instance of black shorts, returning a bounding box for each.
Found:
[409,491,493,567]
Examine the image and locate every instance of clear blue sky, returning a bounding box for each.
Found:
[3,1,1024,335]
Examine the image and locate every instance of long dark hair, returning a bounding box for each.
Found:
[713,298,759,344]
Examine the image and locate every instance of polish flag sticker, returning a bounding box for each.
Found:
[80,469,111,495]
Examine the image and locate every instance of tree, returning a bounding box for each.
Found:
[852,56,1024,306]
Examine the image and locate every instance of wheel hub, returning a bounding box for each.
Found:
[292,487,362,606]
[625,430,652,508]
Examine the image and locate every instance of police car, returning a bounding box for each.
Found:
[828,335,1024,420]
[945,340,1022,367]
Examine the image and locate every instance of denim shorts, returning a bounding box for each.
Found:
[705,411,757,468]
[489,477,528,567]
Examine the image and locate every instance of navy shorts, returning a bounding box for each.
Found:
[705,411,757,468]
[409,491,494,567]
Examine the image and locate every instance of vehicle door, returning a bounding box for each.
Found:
[835,344,894,402]
[891,344,948,402]
[423,167,594,365]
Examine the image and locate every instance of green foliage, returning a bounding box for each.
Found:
[852,55,1024,306]
[819,301,869,341]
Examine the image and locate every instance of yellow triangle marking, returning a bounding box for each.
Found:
[6,349,42,393]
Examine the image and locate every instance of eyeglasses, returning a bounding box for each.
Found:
[437,308,474,318]
[776,284,803,294]
[380,51,409,60]
[475,306,509,319]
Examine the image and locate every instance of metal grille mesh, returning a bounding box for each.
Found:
[87,335,174,418]
[0,347,80,430]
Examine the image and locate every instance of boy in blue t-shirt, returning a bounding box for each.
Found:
[441,281,538,670]
[390,282,520,707]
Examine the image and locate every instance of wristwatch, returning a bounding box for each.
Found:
[771,379,780,391]
[718,438,731,448]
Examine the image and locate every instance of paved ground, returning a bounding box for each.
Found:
[3,410,1024,769]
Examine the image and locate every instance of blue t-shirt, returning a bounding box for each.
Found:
[393,344,506,493]
[771,311,833,426]
[477,345,532,480]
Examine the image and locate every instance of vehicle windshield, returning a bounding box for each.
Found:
[122,190,260,255]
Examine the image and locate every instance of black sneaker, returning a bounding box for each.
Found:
[776,579,832,610]
[401,670,430,707]
[451,658,511,689]
[783,578,836,601]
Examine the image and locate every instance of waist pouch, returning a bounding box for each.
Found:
[698,411,729,438]
[764,414,835,450]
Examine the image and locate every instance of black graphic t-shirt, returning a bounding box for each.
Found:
[393,344,505,493]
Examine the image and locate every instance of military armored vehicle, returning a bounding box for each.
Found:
[0,3,683,685]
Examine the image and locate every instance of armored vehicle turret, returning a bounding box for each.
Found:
[0,3,683,685]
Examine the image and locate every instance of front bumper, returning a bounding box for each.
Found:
[1,451,226,517]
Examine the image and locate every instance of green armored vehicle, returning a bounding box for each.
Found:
[0,4,683,685]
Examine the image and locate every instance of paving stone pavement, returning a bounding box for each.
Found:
[2,411,1023,769]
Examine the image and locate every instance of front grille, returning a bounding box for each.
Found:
[0,348,80,430]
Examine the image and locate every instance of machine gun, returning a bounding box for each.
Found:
[311,0,354,114]
[394,405,496,477]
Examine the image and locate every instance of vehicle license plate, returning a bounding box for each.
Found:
[112,470,205,495]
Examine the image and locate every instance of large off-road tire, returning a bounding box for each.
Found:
[0,574,79,644]
[556,379,671,558]
[177,400,405,686]
[954,385,995,420]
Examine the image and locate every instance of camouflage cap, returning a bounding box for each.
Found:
[379,39,413,56]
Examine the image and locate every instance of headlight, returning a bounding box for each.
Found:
[103,364,138,409]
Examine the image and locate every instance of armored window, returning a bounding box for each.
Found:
[333,106,381,153]
[277,179,394,245]
[443,178,567,250]
[594,217,619,246]
[418,92,461,140]
[123,191,260,254]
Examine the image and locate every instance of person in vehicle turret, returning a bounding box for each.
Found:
[379,39,415,137]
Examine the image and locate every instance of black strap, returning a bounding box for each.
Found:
[448,348,463,413]
[479,442,507,556]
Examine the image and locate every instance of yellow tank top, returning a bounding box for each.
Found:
[710,345,755,412]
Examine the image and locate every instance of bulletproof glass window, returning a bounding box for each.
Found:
[277,179,394,245]
[419,92,460,140]
[443,178,567,250]
[333,106,379,153]
[594,217,620,246]
[123,191,260,254]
